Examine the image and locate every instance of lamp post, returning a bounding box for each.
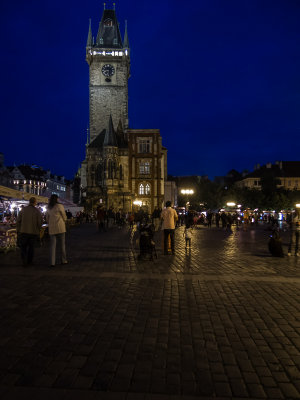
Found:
[226,202,236,228]
[181,189,194,215]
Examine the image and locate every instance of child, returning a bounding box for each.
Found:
[184,224,192,248]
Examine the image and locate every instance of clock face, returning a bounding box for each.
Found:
[101,64,115,77]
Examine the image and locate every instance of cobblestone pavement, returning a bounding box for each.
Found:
[1,223,300,399]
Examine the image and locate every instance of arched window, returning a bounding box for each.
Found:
[139,184,144,195]
[145,183,151,195]
[119,165,123,180]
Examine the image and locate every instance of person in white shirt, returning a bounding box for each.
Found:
[160,201,178,255]
[46,194,68,267]
[183,224,193,249]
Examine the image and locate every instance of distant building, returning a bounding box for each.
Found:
[236,161,300,190]
[7,164,70,199]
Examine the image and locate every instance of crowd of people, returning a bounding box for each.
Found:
[12,196,300,266]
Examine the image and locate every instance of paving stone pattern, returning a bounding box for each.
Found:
[1,223,300,399]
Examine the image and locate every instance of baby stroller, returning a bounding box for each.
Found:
[138,223,157,260]
[268,229,284,257]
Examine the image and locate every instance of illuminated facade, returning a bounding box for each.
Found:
[80,6,166,212]
[8,165,67,198]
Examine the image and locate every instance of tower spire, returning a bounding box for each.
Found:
[86,19,92,47]
[96,6,123,48]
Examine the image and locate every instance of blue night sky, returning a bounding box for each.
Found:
[0,0,299,180]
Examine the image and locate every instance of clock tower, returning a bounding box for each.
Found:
[86,7,130,142]
[80,5,167,213]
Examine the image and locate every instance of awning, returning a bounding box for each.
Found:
[0,185,49,203]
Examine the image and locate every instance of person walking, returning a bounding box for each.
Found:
[46,194,68,267]
[288,209,300,257]
[215,211,221,228]
[161,201,178,255]
[220,211,227,229]
[206,211,213,228]
[96,205,106,232]
[183,223,193,249]
[16,197,43,266]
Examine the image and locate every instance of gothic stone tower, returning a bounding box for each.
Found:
[81,6,132,211]
[86,8,130,142]
[81,6,166,213]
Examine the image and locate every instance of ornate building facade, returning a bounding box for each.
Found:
[80,6,167,212]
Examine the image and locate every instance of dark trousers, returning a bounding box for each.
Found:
[164,229,175,254]
[288,231,299,254]
[185,238,191,247]
[98,220,106,232]
[19,233,38,265]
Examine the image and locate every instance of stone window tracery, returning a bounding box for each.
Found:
[139,184,145,195]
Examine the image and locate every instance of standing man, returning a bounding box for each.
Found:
[161,201,178,255]
[17,197,43,266]
[288,208,300,257]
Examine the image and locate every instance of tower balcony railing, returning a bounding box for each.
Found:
[87,49,129,57]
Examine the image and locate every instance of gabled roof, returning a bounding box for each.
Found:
[88,117,128,150]
[104,116,118,146]
[88,130,106,149]
[8,165,46,180]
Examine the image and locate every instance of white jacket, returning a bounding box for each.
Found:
[46,203,67,235]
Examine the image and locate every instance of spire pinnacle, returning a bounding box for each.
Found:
[86,19,92,47]
[103,2,106,10]
[86,126,90,146]
[123,20,129,49]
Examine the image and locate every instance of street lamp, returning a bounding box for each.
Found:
[226,202,236,207]
[181,189,194,214]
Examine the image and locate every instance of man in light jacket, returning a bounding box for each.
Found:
[161,201,178,255]
[17,197,43,266]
